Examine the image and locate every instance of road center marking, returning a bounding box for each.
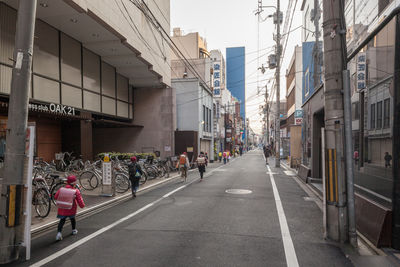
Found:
[267,165,299,267]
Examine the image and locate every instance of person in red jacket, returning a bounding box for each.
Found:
[54,175,85,241]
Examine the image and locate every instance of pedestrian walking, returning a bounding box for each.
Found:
[177,152,190,182]
[54,175,85,241]
[218,151,222,162]
[227,151,230,162]
[223,151,227,164]
[197,152,206,180]
[263,144,270,165]
[128,156,143,198]
[353,150,359,166]
[384,152,392,168]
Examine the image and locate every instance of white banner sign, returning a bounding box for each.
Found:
[356,52,366,92]
[102,162,112,185]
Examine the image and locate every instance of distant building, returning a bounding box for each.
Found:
[301,0,324,179]
[226,47,246,120]
[226,47,246,147]
[171,29,214,161]
[210,50,226,155]
[283,46,303,167]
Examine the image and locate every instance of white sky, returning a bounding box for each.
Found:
[170,0,303,135]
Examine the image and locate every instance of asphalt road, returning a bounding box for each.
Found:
[11,150,352,267]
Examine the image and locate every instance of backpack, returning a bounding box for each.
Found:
[197,156,206,165]
[56,187,76,209]
[129,163,140,179]
[179,155,187,165]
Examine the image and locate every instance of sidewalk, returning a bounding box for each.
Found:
[278,158,400,267]
[31,160,224,236]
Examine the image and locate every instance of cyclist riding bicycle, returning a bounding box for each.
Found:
[177,152,190,182]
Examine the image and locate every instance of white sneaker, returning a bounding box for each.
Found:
[56,232,63,241]
[72,229,78,235]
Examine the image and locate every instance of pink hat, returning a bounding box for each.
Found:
[130,156,137,162]
[67,175,76,184]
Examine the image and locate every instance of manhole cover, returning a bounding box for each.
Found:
[225,189,252,194]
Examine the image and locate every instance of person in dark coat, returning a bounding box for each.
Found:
[197,152,207,180]
[128,156,143,198]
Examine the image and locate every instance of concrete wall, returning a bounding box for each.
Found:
[171,58,211,82]
[171,32,200,60]
[295,46,303,110]
[302,86,324,178]
[93,86,175,158]
[79,0,171,84]
[174,79,200,131]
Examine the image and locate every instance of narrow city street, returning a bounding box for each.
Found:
[11,150,353,266]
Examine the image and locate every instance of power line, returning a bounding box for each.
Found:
[129,0,213,92]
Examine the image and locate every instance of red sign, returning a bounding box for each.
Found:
[295,118,303,125]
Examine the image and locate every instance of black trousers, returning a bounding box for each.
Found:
[57,217,76,232]
[198,165,205,178]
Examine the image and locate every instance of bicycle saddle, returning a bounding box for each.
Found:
[50,174,59,179]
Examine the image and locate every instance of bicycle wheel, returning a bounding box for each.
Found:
[79,171,98,190]
[146,166,158,179]
[139,172,148,185]
[33,188,51,218]
[50,182,64,205]
[115,173,130,193]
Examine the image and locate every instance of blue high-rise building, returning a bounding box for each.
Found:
[226,47,246,120]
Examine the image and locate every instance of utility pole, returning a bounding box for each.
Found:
[275,0,281,168]
[322,0,356,245]
[0,0,37,263]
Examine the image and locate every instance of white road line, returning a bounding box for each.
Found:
[267,165,299,267]
[163,185,187,198]
[31,187,185,266]
[31,162,229,267]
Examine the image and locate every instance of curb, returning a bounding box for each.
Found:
[281,160,389,257]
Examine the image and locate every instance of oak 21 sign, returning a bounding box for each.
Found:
[29,103,76,116]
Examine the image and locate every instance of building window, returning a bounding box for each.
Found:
[352,102,360,120]
[370,103,375,129]
[384,98,390,128]
[203,105,206,131]
[61,33,82,87]
[208,108,212,133]
[376,101,382,129]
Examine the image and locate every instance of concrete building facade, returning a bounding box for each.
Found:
[171,29,214,161]
[284,46,303,167]
[0,0,174,160]
[210,49,226,157]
